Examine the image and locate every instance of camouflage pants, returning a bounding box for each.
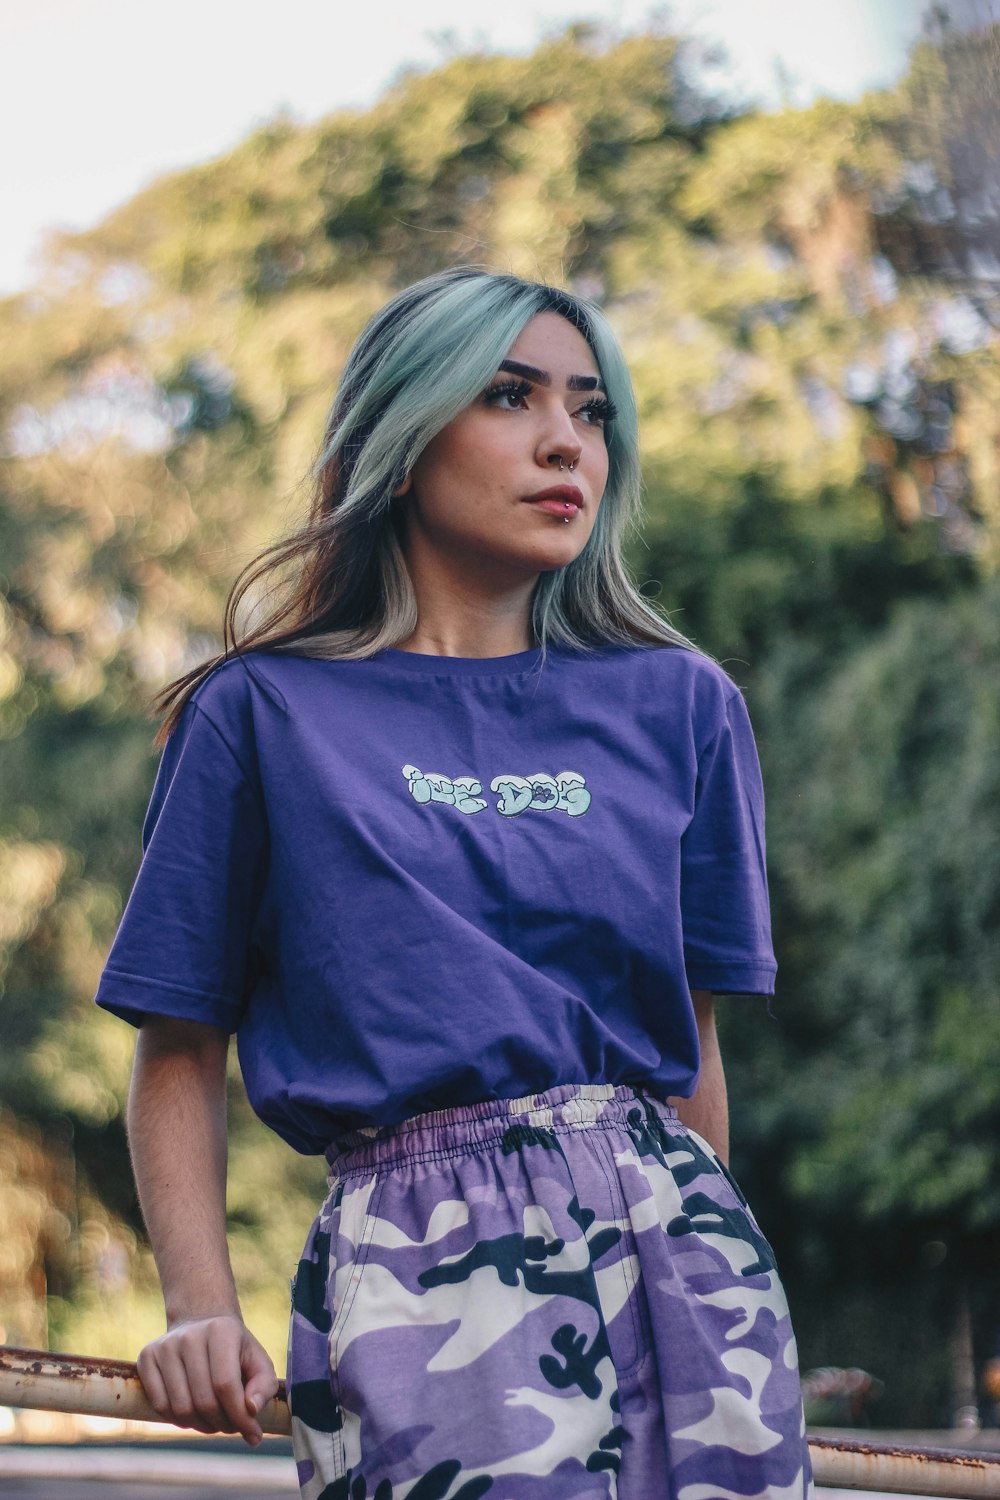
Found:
[286,1083,813,1499]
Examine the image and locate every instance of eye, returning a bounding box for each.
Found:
[576,396,618,427]
[483,377,534,410]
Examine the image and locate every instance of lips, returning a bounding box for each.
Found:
[523,485,584,505]
[529,498,581,516]
[522,484,584,514]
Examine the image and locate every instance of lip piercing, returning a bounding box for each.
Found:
[556,457,577,520]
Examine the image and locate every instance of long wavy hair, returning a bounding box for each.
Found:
[151,265,702,746]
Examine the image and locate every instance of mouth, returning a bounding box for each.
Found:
[522,485,584,517]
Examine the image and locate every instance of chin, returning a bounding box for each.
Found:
[447,525,587,578]
[523,530,586,556]
[529,549,584,576]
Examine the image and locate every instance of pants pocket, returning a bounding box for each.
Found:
[327,1174,385,1430]
[287,1184,352,1487]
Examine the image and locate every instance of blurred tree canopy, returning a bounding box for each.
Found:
[0,14,997,1424]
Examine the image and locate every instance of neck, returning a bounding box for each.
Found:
[396,535,538,658]
[394,623,536,657]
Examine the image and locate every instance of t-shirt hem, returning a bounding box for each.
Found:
[94,969,242,1031]
[684,958,777,996]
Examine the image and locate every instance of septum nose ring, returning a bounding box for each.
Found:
[557,457,577,522]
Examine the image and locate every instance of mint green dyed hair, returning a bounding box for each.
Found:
[155,267,699,739]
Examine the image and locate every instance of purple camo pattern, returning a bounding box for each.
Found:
[286,1082,814,1499]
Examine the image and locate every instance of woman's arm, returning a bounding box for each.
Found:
[670,989,730,1165]
[127,1015,277,1446]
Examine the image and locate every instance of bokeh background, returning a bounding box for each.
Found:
[1,0,998,1434]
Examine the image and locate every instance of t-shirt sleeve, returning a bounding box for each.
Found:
[94,694,269,1031]
[680,686,777,996]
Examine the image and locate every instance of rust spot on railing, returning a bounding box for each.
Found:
[809,1436,1000,1470]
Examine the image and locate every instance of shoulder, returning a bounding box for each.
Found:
[181,649,294,747]
[596,642,747,729]
[634,643,744,699]
[192,648,296,706]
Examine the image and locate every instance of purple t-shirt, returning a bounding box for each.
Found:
[94,642,776,1153]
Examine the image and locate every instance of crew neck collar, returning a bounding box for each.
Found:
[374,645,545,675]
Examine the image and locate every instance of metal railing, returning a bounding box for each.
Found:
[0,1344,290,1432]
[2,1345,1000,1496]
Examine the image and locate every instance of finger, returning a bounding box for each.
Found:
[208,1331,261,1441]
[135,1346,170,1416]
[158,1339,230,1433]
[183,1337,240,1433]
[242,1341,279,1418]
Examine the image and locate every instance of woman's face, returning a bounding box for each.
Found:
[396,311,613,581]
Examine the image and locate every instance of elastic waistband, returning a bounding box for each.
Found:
[324,1082,679,1178]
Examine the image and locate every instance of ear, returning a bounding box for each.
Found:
[393,472,412,498]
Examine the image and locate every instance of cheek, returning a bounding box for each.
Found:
[594,444,611,495]
[415,421,509,498]
[456,415,515,465]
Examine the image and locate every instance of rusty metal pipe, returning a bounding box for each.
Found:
[0,1345,291,1437]
[808,1435,1000,1496]
[4,1347,1000,1495]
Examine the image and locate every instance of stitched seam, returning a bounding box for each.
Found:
[328,1178,384,1479]
[329,1175,385,1432]
[330,1418,344,1483]
[593,1131,644,1380]
[329,1176,383,1352]
[288,1214,343,1484]
[98,967,241,1006]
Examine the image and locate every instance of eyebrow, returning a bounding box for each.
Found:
[498,359,605,393]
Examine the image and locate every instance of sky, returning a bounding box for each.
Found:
[0,0,933,297]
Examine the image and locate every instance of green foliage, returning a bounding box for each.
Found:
[758,578,1000,1228]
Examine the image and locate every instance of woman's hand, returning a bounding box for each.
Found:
[137,1313,278,1445]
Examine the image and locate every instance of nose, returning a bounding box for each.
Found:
[545,447,581,473]
[538,407,582,472]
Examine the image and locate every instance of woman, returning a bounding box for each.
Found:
[96,266,814,1498]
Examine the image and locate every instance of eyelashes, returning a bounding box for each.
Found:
[483,377,618,427]
[484,377,535,407]
[579,394,619,425]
